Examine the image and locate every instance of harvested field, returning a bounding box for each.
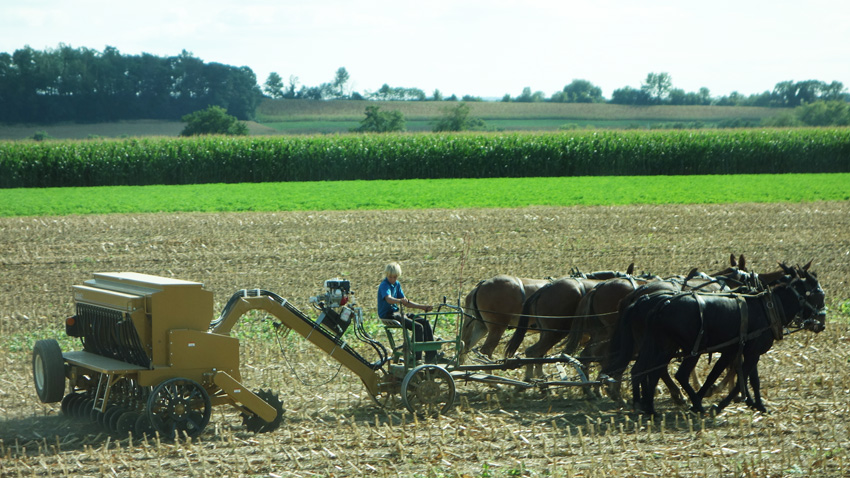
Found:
[1,202,849,477]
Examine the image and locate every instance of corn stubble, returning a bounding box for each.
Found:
[1,202,849,476]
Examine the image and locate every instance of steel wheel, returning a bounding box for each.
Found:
[401,364,456,416]
[32,339,65,403]
[61,393,81,416]
[134,414,154,438]
[117,411,140,435]
[147,378,211,440]
[241,389,285,433]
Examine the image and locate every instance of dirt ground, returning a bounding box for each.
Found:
[1,202,849,477]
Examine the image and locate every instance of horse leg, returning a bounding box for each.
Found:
[479,323,507,358]
[673,356,700,411]
[692,352,735,410]
[742,357,766,412]
[714,353,752,413]
[702,355,738,398]
[630,364,646,413]
[641,363,667,416]
[631,350,664,415]
[661,368,685,406]
[575,345,602,400]
[524,329,568,380]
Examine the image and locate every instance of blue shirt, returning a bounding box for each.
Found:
[377,278,405,319]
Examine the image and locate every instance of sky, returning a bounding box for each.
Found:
[2,0,849,100]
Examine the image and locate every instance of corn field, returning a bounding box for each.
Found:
[2,128,849,188]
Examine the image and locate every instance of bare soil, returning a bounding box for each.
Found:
[1,202,849,477]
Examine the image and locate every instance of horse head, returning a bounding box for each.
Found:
[779,263,826,333]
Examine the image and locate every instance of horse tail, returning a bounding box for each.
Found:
[562,288,595,356]
[504,284,540,358]
[601,295,644,378]
[468,281,484,322]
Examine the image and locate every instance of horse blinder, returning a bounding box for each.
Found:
[789,273,827,333]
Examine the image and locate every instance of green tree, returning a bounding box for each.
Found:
[610,86,651,105]
[795,100,850,126]
[641,72,672,104]
[761,113,802,127]
[284,75,300,98]
[515,87,545,102]
[557,79,603,103]
[351,105,406,133]
[333,67,350,98]
[179,105,248,136]
[432,89,443,101]
[264,72,284,99]
[432,102,485,132]
[820,81,846,101]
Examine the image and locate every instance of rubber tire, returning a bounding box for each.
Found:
[33,339,66,403]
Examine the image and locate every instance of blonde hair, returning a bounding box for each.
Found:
[384,262,402,278]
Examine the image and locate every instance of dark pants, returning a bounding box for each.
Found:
[385,312,435,362]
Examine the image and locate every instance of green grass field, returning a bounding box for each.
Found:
[256,100,784,134]
[0,101,789,139]
[2,173,847,217]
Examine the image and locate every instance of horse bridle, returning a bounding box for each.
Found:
[783,272,827,332]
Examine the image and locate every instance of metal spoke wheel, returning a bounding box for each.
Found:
[241,389,285,433]
[147,377,211,440]
[401,364,456,417]
[32,339,66,403]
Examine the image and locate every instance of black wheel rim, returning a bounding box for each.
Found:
[147,378,211,440]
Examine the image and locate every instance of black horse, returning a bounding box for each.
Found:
[603,263,826,415]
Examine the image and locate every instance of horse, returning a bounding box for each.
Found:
[503,265,637,381]
[463,266,635,360]
[509,256,748,400]
[460,275,550,358]
[605,263,825,415]
[586,255,774,402]
[564,254,749,365]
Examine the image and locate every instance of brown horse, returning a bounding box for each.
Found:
[503,265,637,381]
[460,275,550,358]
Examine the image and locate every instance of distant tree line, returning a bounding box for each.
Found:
[0,45,262,123]
[265,68,849,109]
[2,43,848,127]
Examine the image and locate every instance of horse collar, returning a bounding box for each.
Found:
[762,290,785,340]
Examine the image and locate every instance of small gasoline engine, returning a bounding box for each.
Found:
[309,279,361,336]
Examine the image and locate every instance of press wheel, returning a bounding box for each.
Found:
[117,411,140,435]
[147,378,211,440]
[400,364,456,416]
[241,389,285,433]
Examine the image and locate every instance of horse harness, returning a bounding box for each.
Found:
[639,287,785,361]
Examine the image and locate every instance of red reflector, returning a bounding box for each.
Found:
[66,317,76,326]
